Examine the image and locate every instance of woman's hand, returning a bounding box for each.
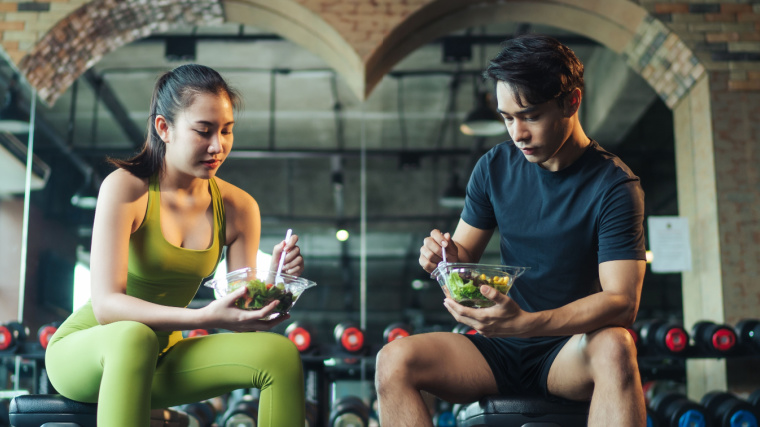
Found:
[201,286,291,332]
[270,234,304,277]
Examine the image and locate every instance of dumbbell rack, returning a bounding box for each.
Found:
[0,352,49,396]
[633,318,760,387]
[301,345,381,427]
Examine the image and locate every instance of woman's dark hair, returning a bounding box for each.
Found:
[483,34,584,108]
[109,64,241,177]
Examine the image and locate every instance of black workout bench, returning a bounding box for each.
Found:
[457,395,590,427]
[8,394,190,427]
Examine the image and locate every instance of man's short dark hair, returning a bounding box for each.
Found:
[484,34,584,108]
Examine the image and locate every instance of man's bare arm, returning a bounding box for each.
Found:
[445,259,645,338]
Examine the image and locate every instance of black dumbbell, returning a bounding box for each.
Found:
[646,405,662,427]
[637,320,689,356]
[286,321,316,353]
[735,319,760,354]
[750,389,760,409]
[329,396,369,427]
[334,322,365,354]
[701,391,759,427]
[452,324,477,336]
[383,322,412,344]
[1,398,9,427]
[650,392,708,427]
[643,381,684,408]
[0,322,28,355]
[221,397,258,427]
[181,400,217,427]
[692,321,737,356]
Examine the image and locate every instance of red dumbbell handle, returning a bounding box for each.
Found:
[0,326,12,351]
[38,326,57,349]
[665,328,688,353]
[711,328,736,352]
[287,326,312,352]
[385,327,410,343]
[340,327,364,352]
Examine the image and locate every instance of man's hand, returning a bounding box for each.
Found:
[443,284,537,338]
[420,230,458,273]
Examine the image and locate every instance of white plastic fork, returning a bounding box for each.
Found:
[275,229,292,284]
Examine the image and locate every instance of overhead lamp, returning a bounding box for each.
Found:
[0,75,31,134]
[460,90,506,137]
[336,229,349,242]
[439,173,466,209]
[70,171,98,209]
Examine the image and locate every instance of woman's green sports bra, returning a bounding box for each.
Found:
[59,174,226,354]
[127,174,226,308]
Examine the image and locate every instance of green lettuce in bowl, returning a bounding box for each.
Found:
[205,267,317,320]
[431,263,528,308]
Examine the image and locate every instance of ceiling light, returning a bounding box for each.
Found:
[336,229,349,241]
[411,279,428,290]
[460,91,506,136]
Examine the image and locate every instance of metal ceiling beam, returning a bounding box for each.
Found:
[261,214,461,224]
[82,69,144,148]
[228,147,479,160]
[73,147,479,159]
[138,33,597,47]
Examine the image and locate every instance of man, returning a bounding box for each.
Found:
[375,35,647,426]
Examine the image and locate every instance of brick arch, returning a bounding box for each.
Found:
[221,0,364,103]
[368,0,704,108]
[17,0,225,105]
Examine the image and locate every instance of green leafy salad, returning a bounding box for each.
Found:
[446,271,512,308]
[230,279,294,314]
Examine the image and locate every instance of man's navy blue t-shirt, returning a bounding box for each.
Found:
[461,140,646,313]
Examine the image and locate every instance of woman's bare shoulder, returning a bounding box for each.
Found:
[99,168,150,202]
[214,177,257,213]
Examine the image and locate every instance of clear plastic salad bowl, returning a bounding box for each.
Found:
[204,267,317,320]
[431,263,528,308]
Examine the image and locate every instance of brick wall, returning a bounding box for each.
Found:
[635,1,760,90]
[708,71,760,323]
[295,0,426,61]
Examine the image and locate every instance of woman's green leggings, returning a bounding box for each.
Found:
[45,321,305,427]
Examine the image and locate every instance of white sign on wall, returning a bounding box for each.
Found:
[647,216,692,273]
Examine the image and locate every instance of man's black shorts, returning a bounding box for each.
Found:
[463,334,572,398]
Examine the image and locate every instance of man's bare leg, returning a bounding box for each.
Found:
[375,332,498,427]
[548,327,646,427]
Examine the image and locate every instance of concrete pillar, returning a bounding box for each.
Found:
[675,71,760,399]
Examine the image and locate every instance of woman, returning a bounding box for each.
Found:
[45,64,306,426]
